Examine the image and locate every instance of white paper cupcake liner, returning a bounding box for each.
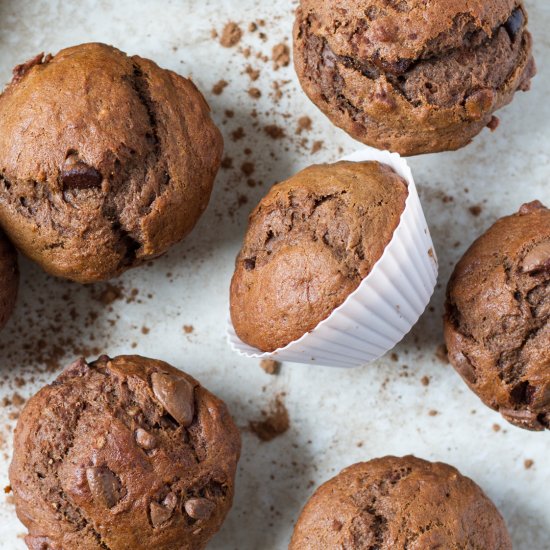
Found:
[227,147,438,368]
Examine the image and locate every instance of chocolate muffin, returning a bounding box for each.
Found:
[445,201,550,431]
[290,456,512,549]
[230,161,408,351]
[294,0,535,156]
[0,43,223,283]
[0,229,18,330]
[9,355,241,550]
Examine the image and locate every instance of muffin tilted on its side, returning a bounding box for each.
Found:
[230,161,408,352]
[9,355,241,550]
[293,0,535,155]
[290,456,512,550]
[0,43,223,283]
[445,200,550,431]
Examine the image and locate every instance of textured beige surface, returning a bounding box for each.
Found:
[0,1,548,549]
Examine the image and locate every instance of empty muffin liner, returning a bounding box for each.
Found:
[227,147,438,368]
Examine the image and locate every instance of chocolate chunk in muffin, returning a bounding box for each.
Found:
[9,355,241,550]
[444,200,550,431]
[230,161,408,351]
[0,43,223,283]
[293,0,535,155]
[290,456,512,549]
[0,229,18,331]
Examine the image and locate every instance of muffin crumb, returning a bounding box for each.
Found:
[260,359,281,375]
[220,22,242,48]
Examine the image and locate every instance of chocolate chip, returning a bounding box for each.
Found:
[500,407,542,430]
[522,241,550,274]
[150,501,174,528]
[151,372,195,427]
[184,497,215,520]
[135,428,157,450]
[244,257,256,271]
[163,492,178,510]
[61,155,102,190]
[504,8,524,41]
[452,351,477,384]
[86,466,122,508]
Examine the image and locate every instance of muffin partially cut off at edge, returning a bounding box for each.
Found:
[444,200,550,431]
[290,455,512,550]
[293,0,535,155]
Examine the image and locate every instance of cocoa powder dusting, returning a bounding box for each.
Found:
[249,395,289,441]
[212,79,229,95]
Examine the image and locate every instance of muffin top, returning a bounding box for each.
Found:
[290,455,512,550]
[0,229,18,330]
[445,200,550,430]
[294,0,535,155]
[230,161,408,351]
[0,43,223,282]
[9,355,241,550]
[299,0,520,65]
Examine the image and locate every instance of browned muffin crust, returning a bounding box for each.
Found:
[230,161,408,351]
[444,201,550,431]
[0,43,223,283]
[0,229,18,330]
[290,456,512,550]
[293,0,535,156]
[9,355,241,550]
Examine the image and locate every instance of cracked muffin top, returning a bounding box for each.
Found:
[230,161,408,351]
[444,201,550,431]
[0,43,223,283]
[294,0,535,155]
[9,355,241,550]
[290,456,512,550]
[0,229,18,331]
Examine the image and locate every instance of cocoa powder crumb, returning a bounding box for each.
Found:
[264,125,285,140]
[524,459,534,470]
[420,376,430,387]
[260,359,281,375]
[469,205,482,217]
[296,116,312,135]
[11,393,25,407]
[272,43,290,69]
[428,410,439,416]
[250,395,289,441]
[183,325,194,334]
[241,162,255,176]
[221,156,233,170]
[311,140,324,154]
[248,87,261,99]
[245,65,260,81]
[97,284,122,305]
[212,79,229,95]
[231,127,245,141]
[141,326,150,335]
[220,22,242,48]
[492,423,501,432]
